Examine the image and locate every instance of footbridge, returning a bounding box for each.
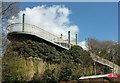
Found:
[7,23,76,51]
[7,23,120,75]
[90,53,120,74]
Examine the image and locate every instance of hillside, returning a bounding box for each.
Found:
[2,40,111,82]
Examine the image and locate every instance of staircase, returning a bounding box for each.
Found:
[90,53,120,74]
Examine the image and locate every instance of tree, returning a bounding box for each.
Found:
[42,69,58,83]
[1,2,20,19]
[87,38,116,53]
[0,2,20,82]
[1,2,20,56]
[64,45,94,66]
[59,63,73,82]
[2,44,27,81]
[87,38,120,66]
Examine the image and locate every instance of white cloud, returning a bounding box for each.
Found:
[78,41,88,50]
[8,5,79,39]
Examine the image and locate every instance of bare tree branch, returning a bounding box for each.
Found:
[2,2,15,15]
[1,2,20,19]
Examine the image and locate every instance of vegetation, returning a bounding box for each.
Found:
[3,40,93,83]
[2,2,20,19]
[1,2,119,82]
[1,2,21,56]
[87,38,120,66]
[3,44,27,81]
[2,39,114,82]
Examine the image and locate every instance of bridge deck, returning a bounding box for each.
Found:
[91,53,120,74]
[7,23,76,50]
[7,23,120,74]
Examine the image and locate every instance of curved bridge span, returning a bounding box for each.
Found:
[7,23,76,50]
[7,23,120,75]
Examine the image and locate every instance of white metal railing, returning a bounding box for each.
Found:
[7,23,76,49]
[90,53,120,74]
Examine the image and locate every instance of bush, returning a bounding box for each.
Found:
[3,40,105,82]
[42,69,58,83]
[3,49,27,81]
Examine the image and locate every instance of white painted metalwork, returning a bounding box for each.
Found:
[90,53,120,74]
[79,74,110,79]
[7,23,120,75]
[7,23,76,49]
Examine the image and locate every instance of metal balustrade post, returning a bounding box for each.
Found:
[75,33,78,45]
[68,31,70,48]
[94,62,96,75]
[22,13,25,32]
[112,49,115,74]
